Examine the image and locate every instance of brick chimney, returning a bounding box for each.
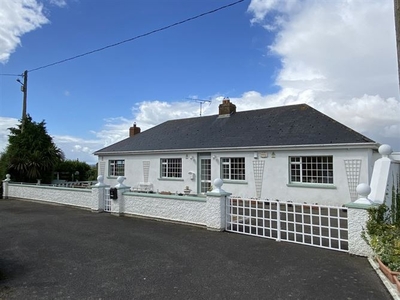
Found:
[129,123,141,137]
[218,97,236,116]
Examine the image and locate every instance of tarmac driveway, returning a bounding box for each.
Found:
[0,199,391,299]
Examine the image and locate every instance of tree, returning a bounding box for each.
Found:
[0,115,64,183]
[54,159,93,182]
[86,163,98,181]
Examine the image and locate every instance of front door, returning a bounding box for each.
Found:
[199,155,211,194]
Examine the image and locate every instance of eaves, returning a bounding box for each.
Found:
[94,142,379,156]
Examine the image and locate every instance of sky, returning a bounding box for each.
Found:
[0,0,399,165]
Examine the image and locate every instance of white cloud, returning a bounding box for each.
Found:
[0,117,19,152]
[0,0,49,63]
[53,134,102,164]
[248,0,299,26]
[91,101,202,151]
[244,0,400,149]
[48,0,67,7]
[265,0,398,99]
[134,100,200,126]
[93,116,132,147]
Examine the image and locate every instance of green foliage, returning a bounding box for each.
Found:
[54,160,93,181]
[0,152,10,180]
[365,204,400,272]
[0,115,64,183]
[391,174,400,226]
[86,164,98,181]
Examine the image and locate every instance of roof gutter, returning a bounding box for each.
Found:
[94,142,379,156]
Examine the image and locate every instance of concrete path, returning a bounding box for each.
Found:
[0,199,391,299]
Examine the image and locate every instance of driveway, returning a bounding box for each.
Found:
[0,199,391,299]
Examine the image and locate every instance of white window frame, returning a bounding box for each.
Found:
[221,157,245,181]
[161,158,182,178]
[289,156,333,184]
[109,160,125,177]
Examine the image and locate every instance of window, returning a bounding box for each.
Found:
[161,158,182,178]
[221,157,245,180]
[109,160,125,176]
[290,156,333,184]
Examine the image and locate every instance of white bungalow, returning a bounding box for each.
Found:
[94,99,382,206]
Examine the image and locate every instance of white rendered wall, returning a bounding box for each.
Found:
[99,147,374,206]
[8,184,92,208]
[211,148,373,206]
[102,153,199,194]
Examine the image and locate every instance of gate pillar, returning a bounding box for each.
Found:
[206,178,231,231]
[111,176,130,216]
[91,175,108,213]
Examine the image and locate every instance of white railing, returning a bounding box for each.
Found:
[104,187,111,212]
[11,181,97,188]
[51,181,97,188]
[226,198,348,252]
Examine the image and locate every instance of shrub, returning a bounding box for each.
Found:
[365,204,400,272]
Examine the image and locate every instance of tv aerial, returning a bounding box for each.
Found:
[187,97,211,116]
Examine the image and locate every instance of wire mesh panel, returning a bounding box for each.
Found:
[104,188,111,212]
[226,198,348,252]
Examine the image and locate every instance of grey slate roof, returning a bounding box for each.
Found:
[95,104,375,154]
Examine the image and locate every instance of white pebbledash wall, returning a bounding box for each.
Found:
[99,147,374,206]
[7,184,92,208]
[123,194,207,225]
[3,176,229,231]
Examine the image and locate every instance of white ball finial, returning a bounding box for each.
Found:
[4,174,11,182]
[213,178,223,189]
[95,175,105,186]
[354,183,373,204]
[210,178,226,194]
[356,183,371,198]
[378,144,392,158]
[115,176,127,188]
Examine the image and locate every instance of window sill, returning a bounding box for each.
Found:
[222,180,248,185]
[287,183,336,189]
[158,178,184,181]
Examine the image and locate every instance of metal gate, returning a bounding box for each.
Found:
[226,198,348,252]
[104,188,111,212]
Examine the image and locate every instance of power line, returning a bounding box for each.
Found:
[28,0,245,73]
[0,73,22,77]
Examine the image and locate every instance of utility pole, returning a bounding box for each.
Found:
[22,70,28,120]
[17,70,28,132]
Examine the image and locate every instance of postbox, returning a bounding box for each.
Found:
[110,187,118,200]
